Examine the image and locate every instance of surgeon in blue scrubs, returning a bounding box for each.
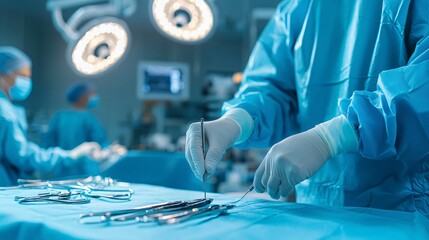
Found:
[0,47,102,186]
[186,0,429,217]
[44,82,108,150]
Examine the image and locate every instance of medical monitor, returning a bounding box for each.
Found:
[137,61,190,101]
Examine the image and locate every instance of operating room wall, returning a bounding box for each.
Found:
[0,8,245,146]
[0,10,43,111]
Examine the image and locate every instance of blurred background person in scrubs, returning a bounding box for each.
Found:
[44,82,108,150]
[0,47,102,186]
[186,0,429,218]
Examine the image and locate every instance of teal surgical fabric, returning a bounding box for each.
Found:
[223,0,429,216]
[0,184,427,240]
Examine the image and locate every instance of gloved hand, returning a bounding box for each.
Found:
[70,142,101,160]
[253,115,358,199]
[185,117,241,181]
[93,142,128,172]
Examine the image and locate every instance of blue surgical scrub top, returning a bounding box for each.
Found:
[45,110,107,150]
[223,0,429,217]
[0,91,74,186]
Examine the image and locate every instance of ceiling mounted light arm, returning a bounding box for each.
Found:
[67,0,136,32]
[47,0,136,42]
[50,8,78,41]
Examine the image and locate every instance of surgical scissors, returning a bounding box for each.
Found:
[79,200,185,224]
[79,198,213,224]
[112,198,213,222]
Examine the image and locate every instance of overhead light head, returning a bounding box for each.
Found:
[68,17,130,76]
[150,0,218,44]
[47,0,136,77]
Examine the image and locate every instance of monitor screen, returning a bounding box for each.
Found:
[137,61,190,101]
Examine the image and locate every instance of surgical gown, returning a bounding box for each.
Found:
[223,0,429,217]
[44,110,107,150]
[0,92,91,186]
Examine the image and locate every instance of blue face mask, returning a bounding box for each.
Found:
[9,76,32,101]
[87,94,100,109]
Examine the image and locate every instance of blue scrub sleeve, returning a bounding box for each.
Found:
[87,114,109,148]
[222,1,307,149]
[2,115,74,173]
[339,3,429,161]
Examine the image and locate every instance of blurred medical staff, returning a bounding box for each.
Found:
[0,47,101,186]
[44,82,107,150]
[186,0,429,217]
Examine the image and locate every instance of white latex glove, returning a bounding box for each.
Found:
[253,115,358,199]
[70,142,102,160]
[185,117,241,181]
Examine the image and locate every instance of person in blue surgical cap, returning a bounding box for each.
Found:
[0,46,102,186]
[186,0,429,217]
[44,82,107,150]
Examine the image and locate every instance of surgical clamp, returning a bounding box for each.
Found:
[79,198,213,224]
[123,198,213,222]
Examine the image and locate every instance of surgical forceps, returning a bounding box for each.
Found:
[79,198,213,224]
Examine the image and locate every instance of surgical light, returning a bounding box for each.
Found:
[149,0,218,44]
[47,0,136,77]
[69,18,129,76]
